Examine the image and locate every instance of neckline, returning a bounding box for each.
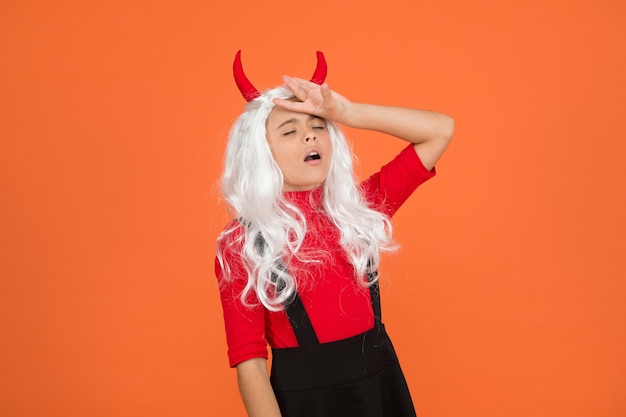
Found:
[283,186,324,208]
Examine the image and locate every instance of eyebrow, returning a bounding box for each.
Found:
[277,115,323,129]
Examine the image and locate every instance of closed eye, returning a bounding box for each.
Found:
[283,130,296,136]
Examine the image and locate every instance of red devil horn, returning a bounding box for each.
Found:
[233,50,260,102]
[233,50,328,101]
[310,51,327,85]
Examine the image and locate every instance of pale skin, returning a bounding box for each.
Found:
[235,75,454,417]
[265,108,332,191]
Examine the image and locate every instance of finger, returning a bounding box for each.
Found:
[282,75,311,99]
[272,97,308,113]
[320,83,333,99]
[285,76,315,88]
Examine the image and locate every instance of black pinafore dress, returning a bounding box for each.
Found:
[269,281,417,417]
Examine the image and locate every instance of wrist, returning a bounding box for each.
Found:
[338,102,364,128]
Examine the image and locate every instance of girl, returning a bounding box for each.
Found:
[216,51,454,417]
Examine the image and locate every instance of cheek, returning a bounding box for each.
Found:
[266,136,284,162]
[269,142,299,171]
[323,135,333,156]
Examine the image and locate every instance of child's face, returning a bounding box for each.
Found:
[266,105,332,191]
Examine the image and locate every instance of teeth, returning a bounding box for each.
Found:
[304,151,320,161]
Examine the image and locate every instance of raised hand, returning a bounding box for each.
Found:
[272,75,353,125]
[273,74,454,171]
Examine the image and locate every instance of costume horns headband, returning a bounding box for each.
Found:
[233,50,327,102]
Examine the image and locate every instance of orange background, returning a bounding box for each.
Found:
[1,1,625,416]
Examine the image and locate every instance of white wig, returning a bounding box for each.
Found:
[217,86,397,311]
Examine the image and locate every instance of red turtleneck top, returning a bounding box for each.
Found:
[216,145,435,367]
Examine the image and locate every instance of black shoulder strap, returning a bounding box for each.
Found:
[254,231,320,346]
[368,269,382,323]
[287,269,381,346]
[255,231,381,346]
[283,293,320,346]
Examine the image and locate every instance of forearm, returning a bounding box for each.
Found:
[236,358,282,417]
[342,103,452,144]
[342,103,454,170]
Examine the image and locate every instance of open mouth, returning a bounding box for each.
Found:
[304,151,321,162]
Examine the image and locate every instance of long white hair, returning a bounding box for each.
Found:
[216,86,397,311]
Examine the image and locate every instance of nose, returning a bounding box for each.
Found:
[305,133,316,143]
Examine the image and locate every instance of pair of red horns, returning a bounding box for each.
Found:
[233,50,327,102]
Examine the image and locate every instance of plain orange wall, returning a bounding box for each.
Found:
[1,1,625,416]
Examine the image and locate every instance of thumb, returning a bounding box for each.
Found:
[320,82,332,97]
